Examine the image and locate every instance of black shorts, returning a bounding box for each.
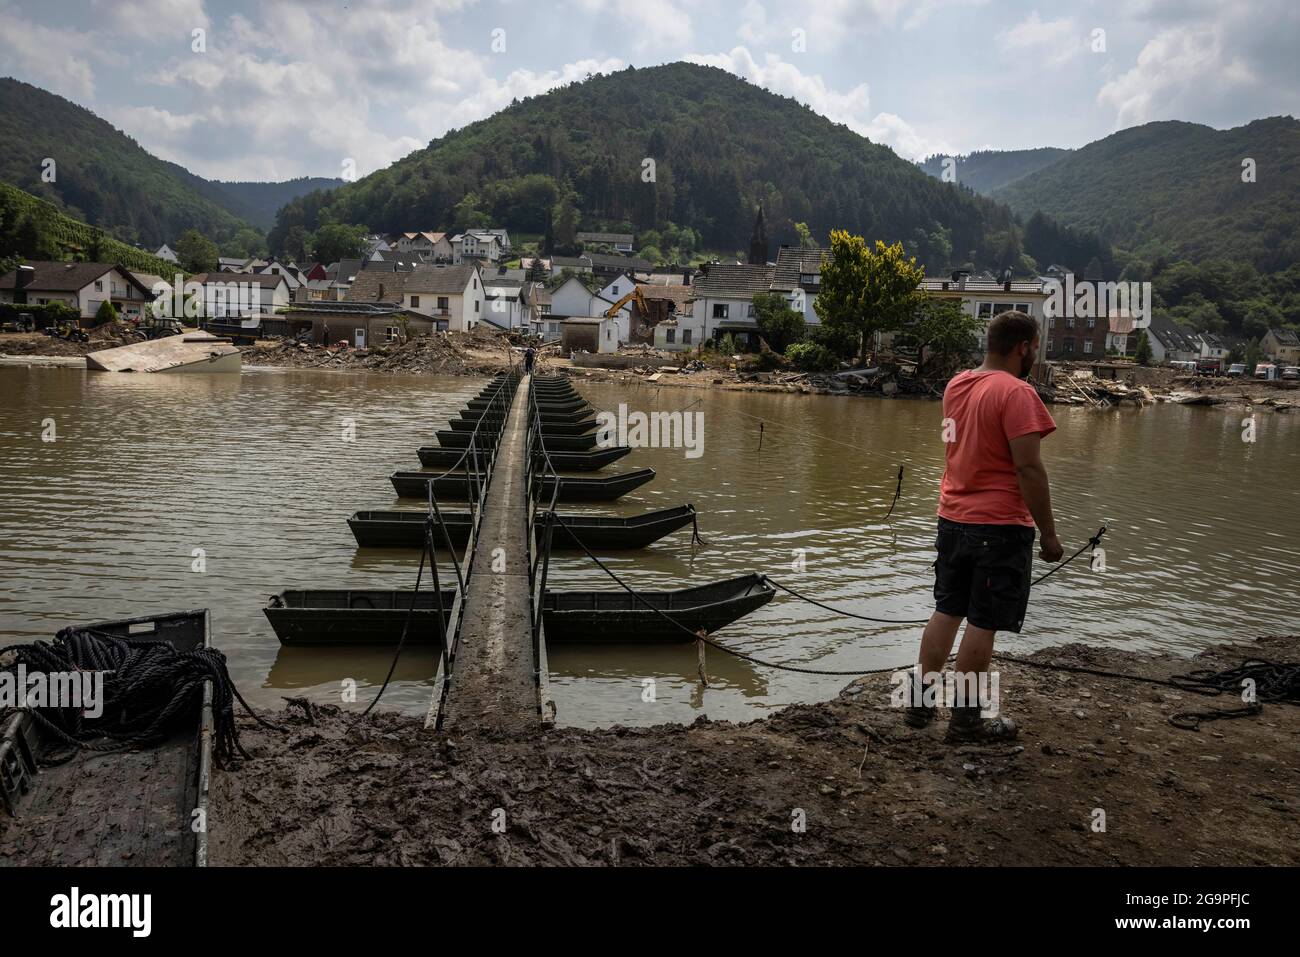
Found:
[933,517,1036,632]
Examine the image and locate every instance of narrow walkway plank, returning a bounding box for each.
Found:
[438,374,539,732]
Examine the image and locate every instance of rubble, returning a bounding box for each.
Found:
[240,328,516,376]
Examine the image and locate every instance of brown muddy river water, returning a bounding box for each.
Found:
[1,365,1297,728]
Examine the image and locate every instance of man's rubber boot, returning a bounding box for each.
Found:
[903,670,937,729]
[945,704,1018,743]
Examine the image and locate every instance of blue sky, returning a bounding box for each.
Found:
[1,0,1296,181]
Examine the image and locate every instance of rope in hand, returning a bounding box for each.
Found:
[764,525,1108,625]
[0,625,267,769]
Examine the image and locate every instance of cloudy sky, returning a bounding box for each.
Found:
[1,0,1296,181]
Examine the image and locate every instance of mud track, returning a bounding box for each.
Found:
[211,637,1299,866]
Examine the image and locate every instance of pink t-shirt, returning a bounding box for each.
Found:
[938,370,1057,527]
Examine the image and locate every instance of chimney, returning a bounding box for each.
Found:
[951,268,970,290]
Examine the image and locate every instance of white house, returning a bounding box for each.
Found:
[483,279,531,332]
[253,259,303,290]
[154,244,179,264]
[0,261,159,322]
[192,272,291,319]
[394,231,454,262]
[549,275,596,318]
[653,316,704,352]
[577,231,634,253]
[399,263,484,332]
[915,275,1050,362]
[690,263,776,348]
[770,246,826,325]
[452,231,504,264]
[1145,314,1201,363]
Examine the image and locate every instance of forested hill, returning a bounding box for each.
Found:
[917,148,1070,195]
[0,77,257,247]
[269,62,1022,270]
[993,117,1300,273]
[208,177,345,230]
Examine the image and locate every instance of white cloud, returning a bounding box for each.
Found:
[1098,23,1255,127]
[997,11,1082,67]
[0,3,114,99]
[92,0,209,38]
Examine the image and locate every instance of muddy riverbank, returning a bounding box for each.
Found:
[210,635,1300,866]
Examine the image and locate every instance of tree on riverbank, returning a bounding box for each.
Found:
[904,297,983,373]
[1134,330,1152,366]
[815,230,925,361]
[751,292,805,354]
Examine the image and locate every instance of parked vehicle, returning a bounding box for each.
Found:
[1282,367,1300,381]
[1196,359,1222,376]
[1169,360,1198,373]
[1226,363,1247,377]
[1255,363,1279,380]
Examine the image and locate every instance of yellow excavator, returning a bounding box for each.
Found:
[603,285,648,319]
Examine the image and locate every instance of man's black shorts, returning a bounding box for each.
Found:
[933,517,1036,632]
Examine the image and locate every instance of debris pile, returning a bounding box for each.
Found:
[241,329,515,376]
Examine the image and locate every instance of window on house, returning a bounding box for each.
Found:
[410,295,420,308]
[1086,318,1095,329]
[438,297,449,312]
[611,285,619,296]
[666,328,676,343]
[683,329,692,344]
[977,302,995,319]
[1064,337,1075,353]
[1066,317,1075,328]
[1048,316,1055,328]
[713,304,729,319]
[474,300,479,312]
[1084,339,1094,354]
[994,303,1022,315]
[540,305,551,314]
[1047,339,1055,354]
[746,304,755,317]
[978,335,988,351]
[385,326,400,342]
[94,281,103,291]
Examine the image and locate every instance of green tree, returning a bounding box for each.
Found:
[908,297,983,373]
[638,244,663,265]
[751,292,806,354]
[175,229,219,273]
[551,189,579,252]
[814,230,926,361]
[223,228,268,260]
[312,223,368,263]
[1134,329,1152,366]
[93,299,118,327]
[794,222,817,248]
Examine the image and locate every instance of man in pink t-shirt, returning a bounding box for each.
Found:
[904,311,1063,742]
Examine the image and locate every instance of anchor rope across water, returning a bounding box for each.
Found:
[549,515,1297,727]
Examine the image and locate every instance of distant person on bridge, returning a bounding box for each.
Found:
[524,345,536,373]
[905,311,1063,742]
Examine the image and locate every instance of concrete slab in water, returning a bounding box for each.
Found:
[86,331,240,373]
